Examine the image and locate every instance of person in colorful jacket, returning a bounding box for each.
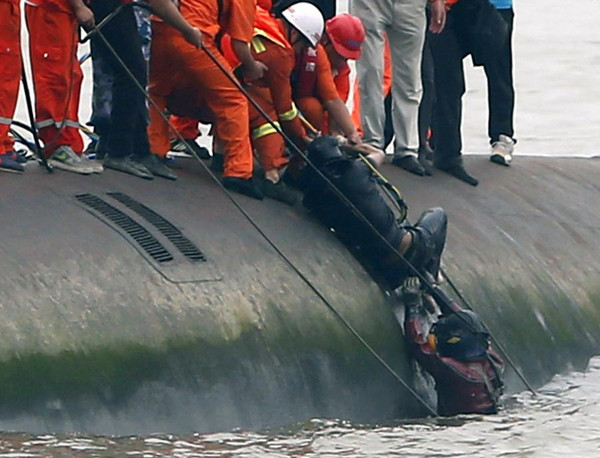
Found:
[402,276,505,416]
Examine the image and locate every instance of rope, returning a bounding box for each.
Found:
[90,20,437,416]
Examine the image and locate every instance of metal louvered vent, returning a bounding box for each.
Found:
[107,192,206,262]
[76,193,174,264]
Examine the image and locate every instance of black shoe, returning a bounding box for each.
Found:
[392,155,426,176]
[140,154,178,180]
[210,152,224,173]
[438,164,479,186]
[103,155,153,179]
[171,138,211,159]
[418,152,433,176]
[418,142,434,161]
[262,179,298,206]
[222,177,264,200]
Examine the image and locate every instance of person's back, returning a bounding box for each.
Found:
[402,279,504,416]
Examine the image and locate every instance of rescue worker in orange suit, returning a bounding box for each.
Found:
[293,13,364,143]
[147,0,264,198]
[0,0,27,173]
[401,277,504,416]
[221,2,324,205]
[24,0,101,175]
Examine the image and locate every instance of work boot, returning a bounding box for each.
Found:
[392,154,426,176]
[210,152,224,173]
[222,177,264,200]
[490,134,515,166]
[171,138,211,159]
[262,179,298,206]
[140,154,177,180]
[103,155,154,180]
[48,145,95,175]
[0,153,25,173]
[418,152,433,176]
[437,163,479,186]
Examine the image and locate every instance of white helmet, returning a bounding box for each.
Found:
[281,2,324,47]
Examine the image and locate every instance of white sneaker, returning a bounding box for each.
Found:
[81,154,104,173]
[48,146,95,175]
[490,134,514,166]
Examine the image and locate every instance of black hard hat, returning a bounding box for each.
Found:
[307,136,346,168]
[431,310,490,360]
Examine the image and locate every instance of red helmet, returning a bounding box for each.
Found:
[325,14,365,60]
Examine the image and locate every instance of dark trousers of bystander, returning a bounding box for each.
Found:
[485,8,514,143]
[429,5,513,168]
[90,0,150,159]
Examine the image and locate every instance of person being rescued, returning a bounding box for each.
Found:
[401,276,505,416]
[302,136,447,290]
[221,2,325,205]
[293,13,365,142]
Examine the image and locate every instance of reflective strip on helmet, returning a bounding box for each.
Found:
[251,36,267,54]
[279,103,298,122]
[0,116,12,126]
[252,121,280,139]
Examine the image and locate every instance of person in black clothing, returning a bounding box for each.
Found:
[89,0,201,180]
[302,136,447,290]
[401,276,504,415]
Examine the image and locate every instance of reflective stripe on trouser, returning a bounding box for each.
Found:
[0,0,22,155]
[351,0,426,156]
[147,22,253,178]
[25,4,84,157]
[247,85,287,173]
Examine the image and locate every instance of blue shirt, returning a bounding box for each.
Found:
[489,0,512,9]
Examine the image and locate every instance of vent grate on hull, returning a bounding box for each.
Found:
[107,192,206,262]
[75,193,174,264]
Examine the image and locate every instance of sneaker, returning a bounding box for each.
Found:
[140,154,177,180]
[171,138,211,159]
[437,163,479,186]
[48,146,95,175]
[222,176,264,200]
[490,134,514,166]
[262,179,298,206]
[392,154,426,176]
[5,150,28,164]
[103,155,153,180]
[0,154,25,173]
[81,154,103,174]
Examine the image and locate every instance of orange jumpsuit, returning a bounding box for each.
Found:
[25,0,84,157]
[170,115,200,141]
[351,35,392,136]
[293,44,345,134]
[0,0,21,156]
[222,6,306,173]
[147,0,255,179]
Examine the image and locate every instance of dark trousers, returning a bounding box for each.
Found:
[430,6,514,168]
[485,8,514,143]
[90,0,149,159]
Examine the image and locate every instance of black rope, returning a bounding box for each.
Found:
[90,21,437,416]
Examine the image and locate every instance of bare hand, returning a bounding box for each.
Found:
[242,60,269,81]
[74,5,95,30]
[184,27,203,49]
[429,0,446,34]
[348,131,362,145]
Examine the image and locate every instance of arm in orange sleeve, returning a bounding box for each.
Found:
[314,44,340,103]
[224,0,256,42]
[258,44,306,141]
[334,70,350,103]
